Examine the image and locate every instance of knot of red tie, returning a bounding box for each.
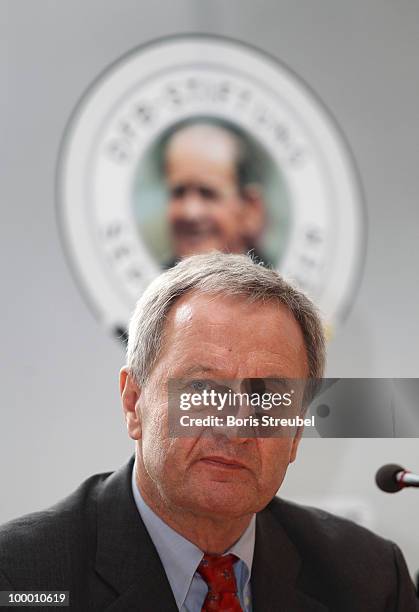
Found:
[197,553,243,611]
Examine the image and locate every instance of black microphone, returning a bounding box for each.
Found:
[375,463,419,493]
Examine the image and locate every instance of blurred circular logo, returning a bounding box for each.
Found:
[57,35,365,338]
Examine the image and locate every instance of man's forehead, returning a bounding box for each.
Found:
[169,291,292,327]
[173,300,194,326]
[166,125,237,165]
[160,291,309,377]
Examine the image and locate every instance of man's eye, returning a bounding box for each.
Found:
[199,187,218,200]
[171,185,187,199]
[191,380,206,391]
[190,380,215,393]
[248,378,266,396]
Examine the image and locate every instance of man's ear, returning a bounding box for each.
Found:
[120,366,142,440]
[289,425,304,463]
[241,185,265,241]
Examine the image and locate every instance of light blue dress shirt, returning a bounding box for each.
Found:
[131,466,254,611]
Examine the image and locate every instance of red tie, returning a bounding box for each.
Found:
[197,553,244,612]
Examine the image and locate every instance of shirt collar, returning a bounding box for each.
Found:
[131,463,255,609]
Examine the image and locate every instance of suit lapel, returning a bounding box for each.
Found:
[94,459,327,611]
[95,457,178,612]
[251,504,328,612]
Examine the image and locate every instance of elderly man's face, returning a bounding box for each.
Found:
[126,292,308,520]
[165,125,263,259]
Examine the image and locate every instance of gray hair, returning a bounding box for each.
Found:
[127,252,326,386]
[160,117,264,194]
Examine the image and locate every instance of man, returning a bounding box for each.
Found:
[162,119,267,265]
[0,253,418,611]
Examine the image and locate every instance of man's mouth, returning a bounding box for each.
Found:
[198,456,248,470]
[173,224,218,241]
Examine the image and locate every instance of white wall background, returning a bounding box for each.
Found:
[1,0,418,579]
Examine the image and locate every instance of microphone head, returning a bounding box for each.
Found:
[375,463,405,493]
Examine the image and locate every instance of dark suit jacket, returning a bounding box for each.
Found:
[0,457,418,611]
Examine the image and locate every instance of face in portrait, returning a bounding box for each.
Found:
[163,121,265,261]
[133,117,291,269]
[120,258,314,548]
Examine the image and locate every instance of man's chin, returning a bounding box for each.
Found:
[192,494,257,519]
[184,480,262,518]
[175,236,242,258]
[173,238,227,258]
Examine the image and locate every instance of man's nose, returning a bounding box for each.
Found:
[211,393,254,443]
[178,192,207,220]
[211,422,254,444]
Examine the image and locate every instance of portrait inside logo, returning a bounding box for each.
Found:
[131,115,292,269]
[58,35,364,335]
